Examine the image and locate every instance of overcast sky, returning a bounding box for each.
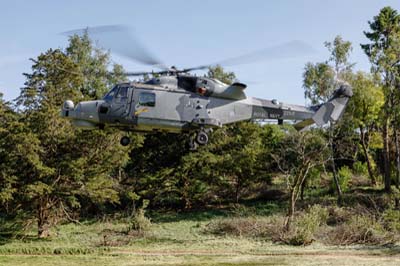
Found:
[1,0,399,104]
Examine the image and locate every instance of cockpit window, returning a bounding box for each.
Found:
[103,86,119,101]
[114,86,129,103]
[139,92,155,107]
[103,85,130,102]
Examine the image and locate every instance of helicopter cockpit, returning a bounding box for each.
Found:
[103,84,130,103]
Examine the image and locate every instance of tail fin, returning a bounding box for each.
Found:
[312,84,353,126]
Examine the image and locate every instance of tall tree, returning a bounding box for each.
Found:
[303,35,354,204]
[361,6,400,192]
[272,129,328,230]
[348,72,384,185]
[13,34,138,237]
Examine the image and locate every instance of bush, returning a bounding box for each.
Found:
[205,216,271,238]
[128,208,152,236]
[307,167,323,188]
[332,166,352,192]
[280,205,328,246]
[353,161,368,176]
[326,214,398,245]
[382,209,400,233]
[326,206,353,226]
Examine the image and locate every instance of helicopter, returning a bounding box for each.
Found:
[60,26,353,149]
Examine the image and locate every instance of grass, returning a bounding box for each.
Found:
[1,203,400,265]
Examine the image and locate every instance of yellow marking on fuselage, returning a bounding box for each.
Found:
[134,108,149,116]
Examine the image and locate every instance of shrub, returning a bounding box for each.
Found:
[280,205,328,246]
[307,167,323,188]
[332,166,352,192]
[205,216,271,238]
[353,161,368,176]
[382,209,400,233]
[128,201,151,235]
[128,207,152,236]
[326,206,353,226]
[326,214,398,245]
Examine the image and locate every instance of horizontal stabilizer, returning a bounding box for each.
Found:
[294,118,315,131]
[312,85,352,126]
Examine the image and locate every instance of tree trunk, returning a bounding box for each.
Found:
[383,120,392,192]
[285,166,310,231]
[285,190,296,231]
[360,127,376,186]
[37,199,50,238]
[300,180,306,201]
[394,127,400,189]
[235,177,241,203]
[329,126,342,205]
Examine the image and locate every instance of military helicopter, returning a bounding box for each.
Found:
[61,26,353,149]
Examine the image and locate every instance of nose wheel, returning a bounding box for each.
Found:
[120,136,131,146]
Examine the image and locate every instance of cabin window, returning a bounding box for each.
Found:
[139,92,155,107]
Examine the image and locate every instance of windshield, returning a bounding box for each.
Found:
[103,85,119,101]
[103,85,131,102]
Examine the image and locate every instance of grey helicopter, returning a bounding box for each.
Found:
[60,26,353,149]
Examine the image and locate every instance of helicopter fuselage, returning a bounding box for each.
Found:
[61,75,352,147]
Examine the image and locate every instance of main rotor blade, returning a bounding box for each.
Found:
[182,40,316,72]
[62,25,167,69]
[123,70,168,77]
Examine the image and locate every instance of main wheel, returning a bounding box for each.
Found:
[120,136,131,146]
[196,131,209,145]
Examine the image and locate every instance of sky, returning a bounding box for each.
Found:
[1,0,400,104]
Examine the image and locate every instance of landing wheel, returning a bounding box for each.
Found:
[120,136,131,146]
[196,130,209,146]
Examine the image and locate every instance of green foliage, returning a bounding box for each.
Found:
[306,167,323,188]
[128,208,152,235]
[361,6,400,191]
[303,35,353,105]
[1,33,142,237]
[361,6,400,74]
[303,62,335,104]
[325,36,354,74]
[281,205,328,246]
[333,166,352,192]
[353,161,369,176]
[349,72,383,129]
[206,65,236,84]
[126,121,273,208]
[382,209,400,233]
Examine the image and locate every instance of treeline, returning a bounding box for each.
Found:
[0,6,400,238]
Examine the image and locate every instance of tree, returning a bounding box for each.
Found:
[272,129,329,230]
[0,94,20,213]
[206,65,236,84]
[13,34,138,237]
[303,35,354,204]
[361,6,400,192]
[348,72,384,185]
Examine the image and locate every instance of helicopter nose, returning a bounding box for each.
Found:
[74,101,101,122]
[61,100,75,118]
[61,100,101,129]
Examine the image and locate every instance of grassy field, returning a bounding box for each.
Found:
[1,205,400,266]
